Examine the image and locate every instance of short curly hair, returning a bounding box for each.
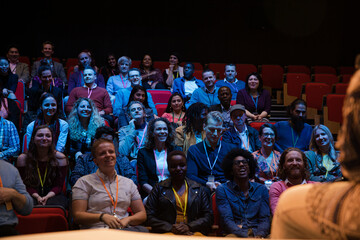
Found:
[277,147,310,181]
[222,148,257,180]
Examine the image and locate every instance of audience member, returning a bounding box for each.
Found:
[216,148,271,238]
[106,56,132,102]
[252,123,281,185]
[215,64,245,100]
[187,111,235,191]
[145,150,213,235]
[139,54,165,89]
[25,93,68,153]
[137,118,180,197]
[271,71,360,238]
[305,124,342,182]
[67,98,105,165]
[68,50,105,94]
[236,72,271,122]
[187,69,220,108]
[209,86,233,129]
[0,160,33,237]
[113,68,157,118]
[0,91,8,119]
[161,93,186,127]
[99,53,119,84]
[269,147,313,215]
[163,52,184,88]
[117,85,156,128]
[274,99,312,152]
[0,115,20,162]
[172,62,204,104]
[118,101,147,162]
[0,57,17,100]
[65,67,112,124]
[16,125,68,209]
[222,104,261,153]
[6,45,30,83]
[31,41,67,85]
[70,126,136,186]
[72,139,147,231]
[175,102,208,155]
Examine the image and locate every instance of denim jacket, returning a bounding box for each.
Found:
[215,181,270,237]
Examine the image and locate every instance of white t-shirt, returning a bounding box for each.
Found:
[184,80,199,96]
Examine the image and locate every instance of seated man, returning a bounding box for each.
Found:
[215,64,245,100]
[70,126,137,186]
[113,68,157,117]
[209,86,233,129]
[7,45,30,84]
[216,148,270,238]
[172,62,204,105]
[274,99,313,153]
[186,111,235,191]
[0,159,33,237]
[222,104,261,153]
[146,150,213,236]
[65,66,112,124]
[269,147,314,215]
[0,116,20,162]
[187,69,220,108]
[31,41,67,85]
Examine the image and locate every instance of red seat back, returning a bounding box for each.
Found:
[304,82,331,110]
[193,70,203,80]
[286,65,311,75]
[338,66,355,75]
[181,62,203,70]
[16,213,68,234]
[18,56,31,65]
[131,60,141,68]
[207,63,226,78]
[333,83,349,94]
[15,81,25,113]
[65,58,78,69]
[147,90,172,104]
[155,103,168,117]
[261,64,284,89]
[313,74,339,86]
[249,121,276,131]
[153,61,170,71]
[312,65,337,75]
[235,64,257,81]
[324,94,346,124]
[341,74,352,83]
[285,73,311,98]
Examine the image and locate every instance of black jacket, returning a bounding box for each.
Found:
[145,177,213,235]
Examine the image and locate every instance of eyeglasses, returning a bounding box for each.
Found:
[233,160,249,166]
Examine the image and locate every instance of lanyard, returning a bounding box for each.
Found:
[250,95,258,112]
[37,162,48,194]
[263,151,276,176]
[291,128,299,147]
[225,79,239,93]
[238,130,250,151]
[0,176,13,210]
[154,149,167,180]
[97,174,119,215]
[172,180,188,222]
[119,74,129,88]
[203,140,222,175]
[172,111,182,123]
[87,87,93,98]
[136,124,147,148]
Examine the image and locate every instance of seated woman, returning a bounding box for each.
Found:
[305,124,342,182]
[252,123,281,185]
[269,147,314,214]
[99,53,119,85]
[117,85,156,128]
[145,150,213,235]
[67,98,105,167]
[72,138,147,231]
[17,125,68,209]
[236,72,271,122]
[25,93,68,153]
[139,54,165,89]
[137,118,180,197]
[216,148,271,238]
[161,93,186,128]
[163,52,183,89]
[175,102,208,155]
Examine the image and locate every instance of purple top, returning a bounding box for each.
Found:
[236,88,271,114]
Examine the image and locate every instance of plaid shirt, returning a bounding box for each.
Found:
[0,117,20,161]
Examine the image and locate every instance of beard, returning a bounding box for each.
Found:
[291,115,305,132]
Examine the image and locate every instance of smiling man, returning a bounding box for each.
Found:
[66,67,112,117]
[187,69,220,108]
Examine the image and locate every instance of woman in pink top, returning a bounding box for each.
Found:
[269,147,314,214]
[162,93,186,127]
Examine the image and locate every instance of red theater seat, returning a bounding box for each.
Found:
[65,58,78,69]
[131,60,141,68]
[313,73,339,86]
[322,94,346,134]
[235,64,257,81]
[153,61,170,71]
[261,64,284,90]
[286,65,311,75]
[338,66,355,75]
[181,62,203,70]
[249,121,276,131]
[155,103,167,117]
[333,83,349,94]
[18,56,31,65]
[207,63,227,79]
[147,89,172,104]
[211,193,221,236]
[283,73,311,106]
[341,74,352,83]
[194,70,203,80]
[312,65,337,75]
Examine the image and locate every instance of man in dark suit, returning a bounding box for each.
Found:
[209,86,233,129]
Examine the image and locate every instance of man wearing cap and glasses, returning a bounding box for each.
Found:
[222,104,261,153]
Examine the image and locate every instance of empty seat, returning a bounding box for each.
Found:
[16,213,68,234]
[193,70,203,80]
[333,83,349,94]
[235,64,257,81]
[313,73,339,86]
[155,103,168,117]
[260,64,284,101]
[341,74,352,83]
[338,66,355,75]
[147,90,172,104]
[286,65,311,75]
[283,73,311,106]
[312,65,337,75]
[322,94,346,134]
[207,63,227,79]
[153,61,170,71]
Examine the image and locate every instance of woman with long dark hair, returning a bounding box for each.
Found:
[162,93,186,127]
[139,54,165,89]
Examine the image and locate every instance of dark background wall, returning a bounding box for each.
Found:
[2,0,360,67]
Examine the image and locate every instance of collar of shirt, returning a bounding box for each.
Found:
[285,178,307,187]
[221,104,231,112]
[234,124,248,135]
[224,78,238,84]
[204,86,217,94]
[204,138,221,149]
[96,169,118,182]
[229,180,256,198]
[83,83,98,89]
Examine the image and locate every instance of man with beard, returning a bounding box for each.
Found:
[274,99,312,153]
[268,147,314,215]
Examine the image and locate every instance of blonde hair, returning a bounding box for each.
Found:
[309,124,338,160]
